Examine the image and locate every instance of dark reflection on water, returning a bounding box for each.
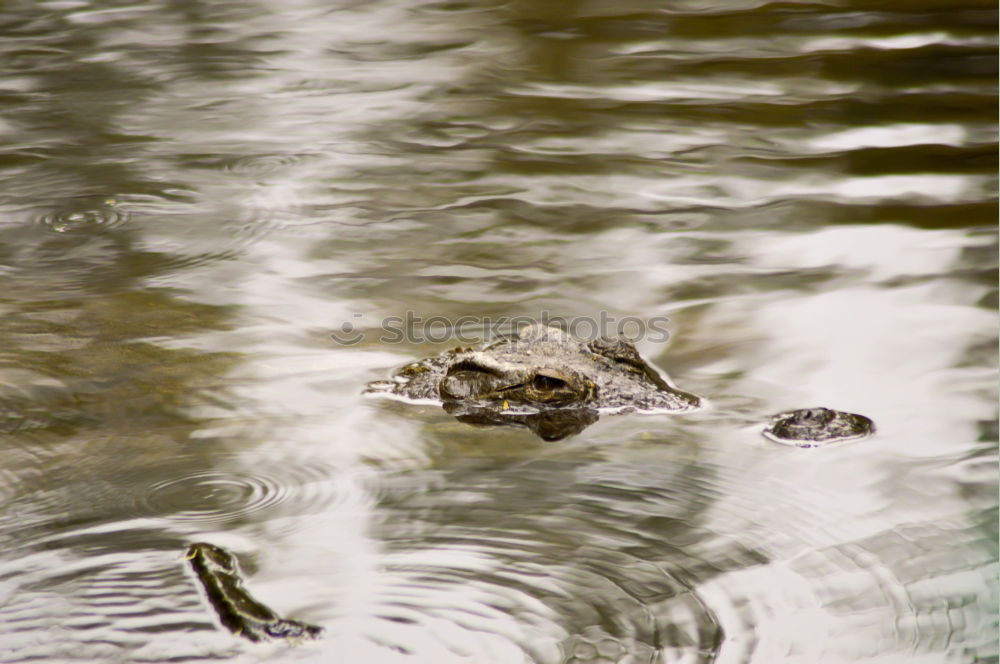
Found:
[0,0,996,662]
[443,401,601,441]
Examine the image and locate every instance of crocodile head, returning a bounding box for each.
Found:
[366,324,701,440]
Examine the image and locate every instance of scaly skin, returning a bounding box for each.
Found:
[186,542,323,643]
[365,324,702,440]
[366,324,701,410]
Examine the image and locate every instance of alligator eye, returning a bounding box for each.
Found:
[532,374,568,391]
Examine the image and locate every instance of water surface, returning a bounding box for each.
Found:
[0,1,996,662]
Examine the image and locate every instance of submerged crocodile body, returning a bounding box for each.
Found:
[367,324,874,444]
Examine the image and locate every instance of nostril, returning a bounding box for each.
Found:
[795,408,833,425]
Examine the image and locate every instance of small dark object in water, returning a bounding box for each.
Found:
[763,407,874,447]
[186,542,323,643]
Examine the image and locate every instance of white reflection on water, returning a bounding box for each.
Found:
[804,123,969,151]
[614,33,997,58]
[515,79,785,101]
[707,174,983,204]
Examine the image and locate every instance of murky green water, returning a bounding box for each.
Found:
[0,1,996,662]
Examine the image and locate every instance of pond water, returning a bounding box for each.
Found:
[0,1,996,662]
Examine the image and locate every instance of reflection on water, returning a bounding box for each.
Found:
[0,0,995,662]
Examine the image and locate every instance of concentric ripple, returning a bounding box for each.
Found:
[36,199,130,233]
[223,153,313,176]
[142,471,284,524]
[127,456,349,526]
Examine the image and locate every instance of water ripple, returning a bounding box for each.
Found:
[365,458,755,662]
[34,199,130,233]
[0,0,992,661]
[223,153,315,176]
[0,534,238,662]
[139,471,285,524]
[39,207,128,233]
[127,459,343,526]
